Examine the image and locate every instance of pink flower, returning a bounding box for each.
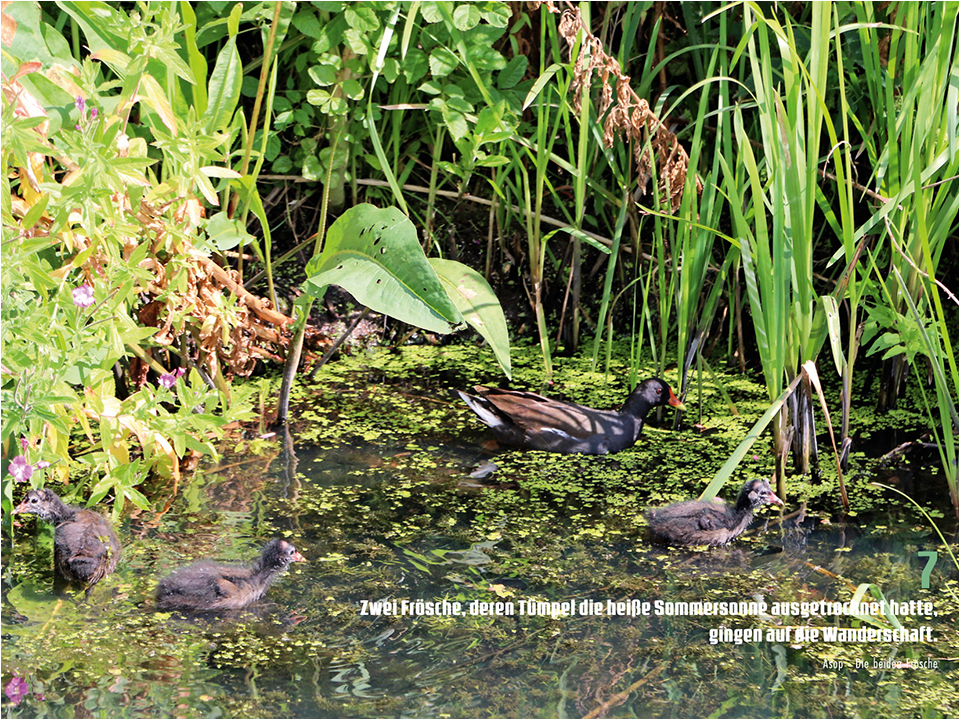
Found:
[72,285,94,307]
[20,437,28,451]
[90,107,98,120]
[4,675,28,706]
[158,368,184,388]
[74,96,85,114]
[8,456,33,483]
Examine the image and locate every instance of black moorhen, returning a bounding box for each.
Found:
[457,377,684,454]
[646,479,784,546]
[14,488,121,586]
[156,538,306,612]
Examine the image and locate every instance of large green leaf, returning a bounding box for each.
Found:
[3,2,77,111]
[430,258,511,379]
[4,2,75,71]
[303,205,462,334]
[202,34,241,134]
[54,1,128,55]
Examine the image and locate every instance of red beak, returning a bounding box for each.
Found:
[668,388,685,411]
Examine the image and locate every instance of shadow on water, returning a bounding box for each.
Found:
[3,346,958,718]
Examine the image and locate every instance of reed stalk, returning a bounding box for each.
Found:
[848,2,958,412]
[714,2,836,487]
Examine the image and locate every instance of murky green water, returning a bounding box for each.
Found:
[4,345,958,718]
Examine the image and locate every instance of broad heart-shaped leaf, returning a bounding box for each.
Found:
[429,258,511,379]
[303,205,462,334]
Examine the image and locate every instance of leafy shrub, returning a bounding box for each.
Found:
[1,2,268,523]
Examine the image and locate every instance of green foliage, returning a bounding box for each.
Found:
[302,204,511,376]
[430,257,511,378]
[266,1,520,186]
[0,209,240,518]
[1,2,265,521]
[866,247,959,505]
[303,204,461,333]
[4,1,956,515]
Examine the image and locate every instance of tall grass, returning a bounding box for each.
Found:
[850,2,958,409]
[695,1,957,502]
[849,2,958,505]
[668,32,734,404]
[713,3,834,489]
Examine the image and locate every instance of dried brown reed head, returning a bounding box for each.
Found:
[543,2,702,213]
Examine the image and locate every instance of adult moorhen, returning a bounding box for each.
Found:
[457,377,684,454]
[646,479,784,546]
[155,538,306,612]
[14,488,121,586]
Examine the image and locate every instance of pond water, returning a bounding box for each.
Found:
[3,345,958,718]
